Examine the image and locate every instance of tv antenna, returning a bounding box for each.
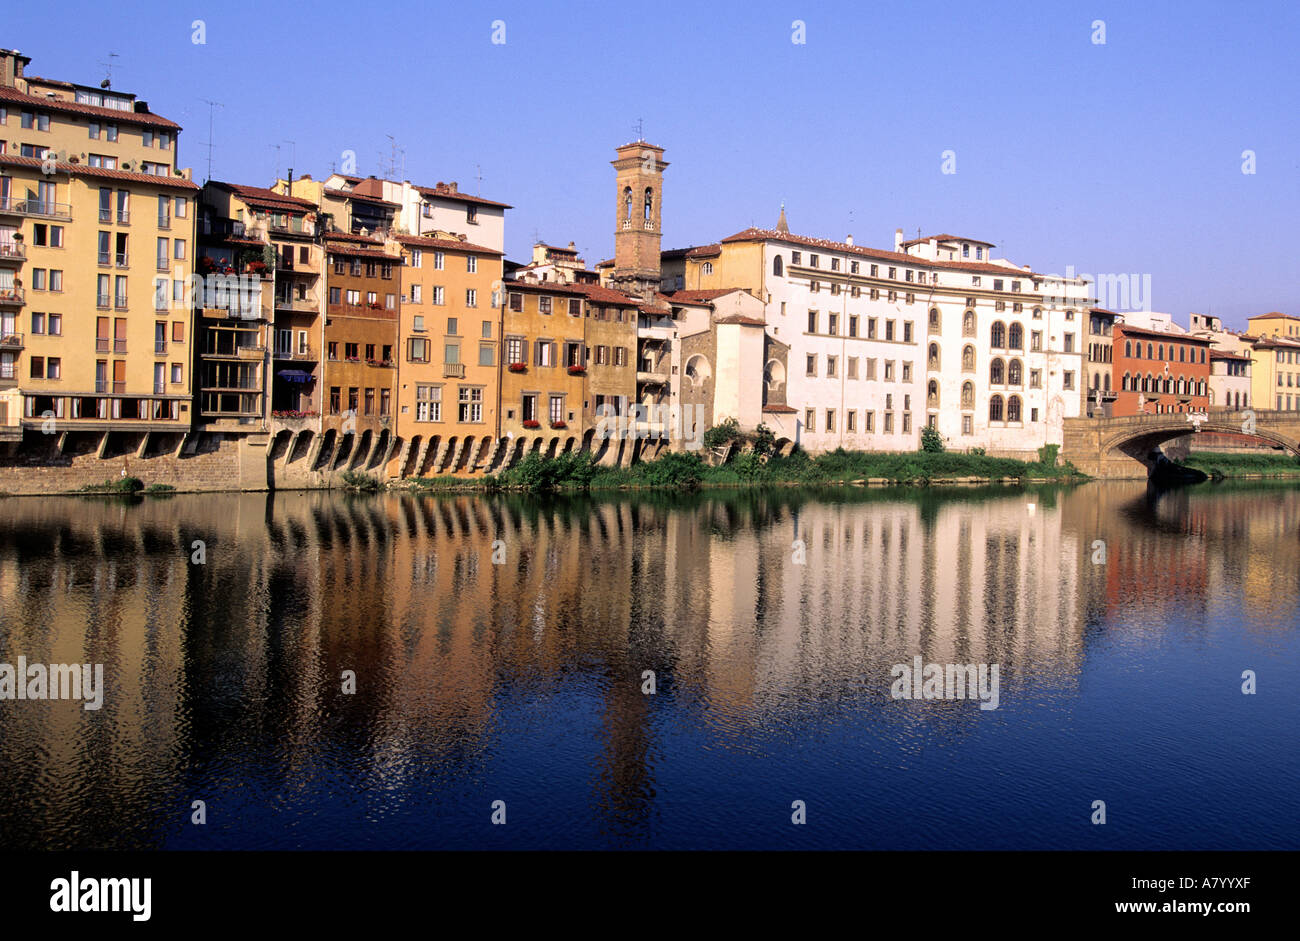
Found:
[99,52,119,89]
[634,117,643,141]
[198,98,224,183]
[475,163,484,196]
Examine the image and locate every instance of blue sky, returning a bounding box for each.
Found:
[9,0,1297,327]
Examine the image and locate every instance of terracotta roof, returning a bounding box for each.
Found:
[900,233,993,248]
[212,181,316,213]
[721,228,1050,279]
[536,243,578,255]
[395,234,502,256]
[1089,307,1120,317]
[1115,324,1211,344]
[715,314,766,326]
[324,231,383,244]
[571,283,640,306]
[0,85,181,129]
[415,183,511,209]
[322,187,400,207]
[326,246,398,262]
[0,154,198,190]
[1210,351,1252,361]
[763,404,798,413]
[665,288,740,303]
[660,244,722,260]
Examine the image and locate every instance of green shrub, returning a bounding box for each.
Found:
[1036,444,1060,468]
[340,470,383,492]
[919,425,945,453]
[144,483,176,493]
[79,476,144,493]
[751,423,777,457]
[632,451,704,489]
[702,417,741,450]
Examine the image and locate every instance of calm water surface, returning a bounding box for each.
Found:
[0,481,1296,850]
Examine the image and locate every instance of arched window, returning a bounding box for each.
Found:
[1104,373,1111,392]
[644,187,653,222]
[1176,378,1185,395]
[1147,343,1154,359]
[702,262,713,276]
[1125,340,1132,357]
[990,358,1005,385]
[1140,375,1148,393]
[928,380,939,409]
[991,321,1006,348]
[961,381,975,409]
[962,345,975,371]
[989,394,1004,422]
[773,255,783,277]
[929,308,941,333]
[1199,380,1206,396]
[1009,323,1023,349]
[1157,344,1164,361]
[963,310,975,336]
[764,358,786,391]
[1092,372,1100,390]
[1122,372,1130,391]
[1008,358,1022,385]
[623,186,632,221]
[928,342,940,370]
[1008,395,1022,423]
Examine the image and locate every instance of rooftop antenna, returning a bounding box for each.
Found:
[269,142,282,181]
[283,140,296,177]
[198,98,223,184]
[475,163,483,196]
[532,227,541,246]
[99,52,119,89]
[634,117,644,142]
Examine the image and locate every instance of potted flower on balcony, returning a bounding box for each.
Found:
[369,302,383,310]
[567,364,585,376]
[521,419,541,429]
[198,255,216,275]
[550,420,567,430]
[246,260,268,276]
[508,362,527,373]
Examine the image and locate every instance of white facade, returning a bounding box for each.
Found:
[748,231,1090,456]
[374,179,508,254]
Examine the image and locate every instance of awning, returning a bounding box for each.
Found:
[277,369,315,383]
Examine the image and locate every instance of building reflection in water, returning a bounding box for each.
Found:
[0,479,1295,848]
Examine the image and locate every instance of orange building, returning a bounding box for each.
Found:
[387,232,503,476]
[321,232,400,448]
[1113,325,1210,416]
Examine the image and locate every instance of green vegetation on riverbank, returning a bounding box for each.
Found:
[1179,450,1300,479]
[404,443,1083,494]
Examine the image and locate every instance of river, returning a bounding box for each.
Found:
[0,481,1296,850]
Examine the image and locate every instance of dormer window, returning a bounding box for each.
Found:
[976,247,983,259]
[962,243,970,258]
[702,262,713,276]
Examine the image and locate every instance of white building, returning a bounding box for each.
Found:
[659,220,1093,458]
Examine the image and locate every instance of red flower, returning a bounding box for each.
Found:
[522,419,540,429]
[508,362,527,373]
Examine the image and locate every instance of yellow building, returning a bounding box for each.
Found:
[1246,314,1300,411]
[387,232,503,476]
[500,279,589,442]
[0,48,196,441]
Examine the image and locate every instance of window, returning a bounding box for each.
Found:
[808,311,818,334]
[847,410,856,431]
[432,286,444,305]
[549,395,564,424]
[535,339,554,367]
[827,356,837,378]
[466,289,477,307]
[849,315,859,338]
[804,408,815,430]
[569,298,581,317]
[903,321,913,343]
[1063,371,1075,390]
[828,313,838,335]
[408,337,430,362]
[467,255,477,273]
[539,296,552,315]
[848,357,858,379]
[806,354,817,377]
[773,255,783,277]
[458,386,483,422]
[410,249,422,268]
[989,395,1004,422]
[509,292,523,312]
[416,385,442,421]
[825,409,835,432]
[885,320,895,341]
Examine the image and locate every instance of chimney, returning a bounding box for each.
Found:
[448,181,458,193]
[568,241,576,250]
[287,167,294,190]
[845,234,854,246]
[894,228,903,251]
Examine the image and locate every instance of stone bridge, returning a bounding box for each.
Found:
[1062,409,1300,478]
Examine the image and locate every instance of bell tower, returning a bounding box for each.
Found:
[611,141,668,302]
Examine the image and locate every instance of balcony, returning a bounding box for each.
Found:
[96,338,110,353]
[443,363,465,378]
[156,257,170,272]
[0,242,25,264]
[0,288,24,307]
[155,340,168,355]
[0,332,23,349]
[115,253,130,268]
[637,316,674,341]
[0,196,72,220]
[154,383,166,395]
[237,346,266,360]
[274,293,318,313]
[158,214,171,231]
[636,369,669,386]
[273,347,316,361]
[113,340,128,354]
[96,294,111,309]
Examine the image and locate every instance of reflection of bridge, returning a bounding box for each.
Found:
[1062,410,1300,478]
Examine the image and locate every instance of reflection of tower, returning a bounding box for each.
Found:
[611,141,668,302]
